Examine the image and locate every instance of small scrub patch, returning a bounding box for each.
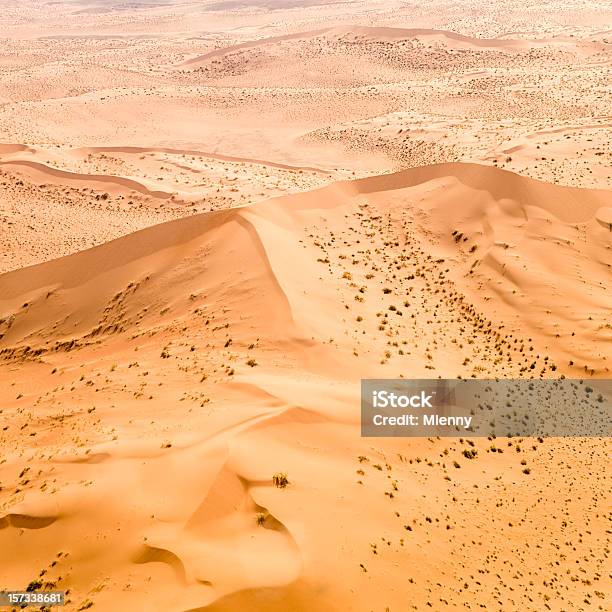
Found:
[26,580,42,592]
[272,472,289,488]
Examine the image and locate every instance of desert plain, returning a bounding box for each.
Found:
[0,1,611,611]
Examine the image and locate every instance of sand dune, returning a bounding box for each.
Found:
[0,144,333,178]
[181,28,330,66]
[0,143,33,155]
[0,160,173,199]
[2,161,610,366]
[348,161,610,222]
[0,146,333,204]
[1,162,610,610]
[0,141,346,274]
[1,1,611,610]
[180,24,589,68]
[332,26,529,49]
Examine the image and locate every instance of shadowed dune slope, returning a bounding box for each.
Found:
[0,206,297,351]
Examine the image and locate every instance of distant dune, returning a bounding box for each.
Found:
[0,159,173,199]
[180,24,592,67]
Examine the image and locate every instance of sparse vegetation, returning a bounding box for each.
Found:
[272,473,289,488]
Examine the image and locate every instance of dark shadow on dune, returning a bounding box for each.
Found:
[133,544,190,584]
[0,513,57,530]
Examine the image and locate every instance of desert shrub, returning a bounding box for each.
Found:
[272,472,289,488]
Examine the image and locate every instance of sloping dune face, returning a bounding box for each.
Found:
[0,165,610,611]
